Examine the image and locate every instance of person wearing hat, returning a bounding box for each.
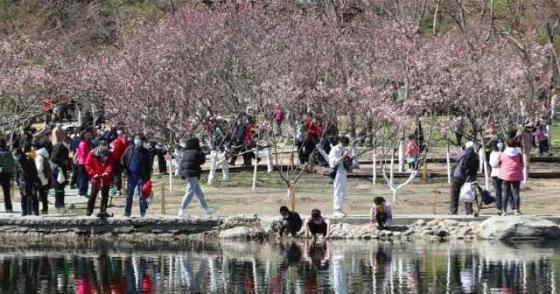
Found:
[449,141,479,215]
[85,142,114,217]
[123,135,151,217]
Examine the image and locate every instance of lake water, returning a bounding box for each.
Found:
[0,241,557,293]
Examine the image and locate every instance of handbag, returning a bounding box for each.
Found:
[56,167,66,184]
[329,165,338,179]
[143,180,154,204]
[459,182,476,203]
[480,188,496,205]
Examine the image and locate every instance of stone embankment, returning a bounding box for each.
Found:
[0,215,557,247]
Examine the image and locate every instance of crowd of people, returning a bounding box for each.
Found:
[0,120,217,217]
[449,120,553,216]
[0,100,555,223]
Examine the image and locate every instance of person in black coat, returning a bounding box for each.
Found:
[449,141,479,215]
[178,137,215,217]
[51,141,71,210]
[14,146,40,216]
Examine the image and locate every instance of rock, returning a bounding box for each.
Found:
[414,219,426,227]
[437,229,448,237]
[393,232,402,237]
[426,219,440,226]
[403,230,414,236]
[218,226,265,240]
[421,229,434,236]
[478,216,560,240]
[443,220,459,227]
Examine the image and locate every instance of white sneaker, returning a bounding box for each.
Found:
[204,208,216,216]
[178,209,188,218]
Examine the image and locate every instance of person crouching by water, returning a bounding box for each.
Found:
[279,205,303,238]
[178,137,216,217]
[370,196,392,230]
[304,209,330,241]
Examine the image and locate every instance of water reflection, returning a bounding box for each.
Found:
[0,241,557,293]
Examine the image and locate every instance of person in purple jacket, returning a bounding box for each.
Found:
[370,196,392,230]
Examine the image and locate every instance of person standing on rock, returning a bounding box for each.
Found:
[449,141,479,215]
[328,136,352,218]
[123,135,151,217]
[85,143,114,217]
[0,139,15,213]
[178,137,215,217]
[499,139,524,216]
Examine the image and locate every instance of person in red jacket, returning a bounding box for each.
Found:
[110,129,128,196]
[85,142,115,217]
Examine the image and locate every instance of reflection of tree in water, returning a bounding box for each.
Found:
[0,243,556,293]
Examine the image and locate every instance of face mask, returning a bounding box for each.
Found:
[180,143,187,148]
[117,130,123,136]
[497,143,504,150]
[134,139,142,147]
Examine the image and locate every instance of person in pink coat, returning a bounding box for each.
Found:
[77,130,93,197]
[499,139,524,216]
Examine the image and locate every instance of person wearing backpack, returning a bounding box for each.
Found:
[449,141,479,215]
[35,147,51,214]
[0,139,15,212]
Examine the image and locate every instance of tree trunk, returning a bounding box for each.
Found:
[252,144,259,191]
[398,134,405,173]
[287,186,296,211]
[266,148,273,173]
[446,140,451,186]
[372,151,377,186]
[207,150,218,186]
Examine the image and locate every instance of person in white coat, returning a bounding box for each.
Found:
[35,148,51,213]
[328,136,351,218]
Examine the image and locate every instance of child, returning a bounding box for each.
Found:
[535,124,549,156]
[370,197,392,230]
[405,134,419,171]
[304,209,330,239]
[279,206,303,237]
